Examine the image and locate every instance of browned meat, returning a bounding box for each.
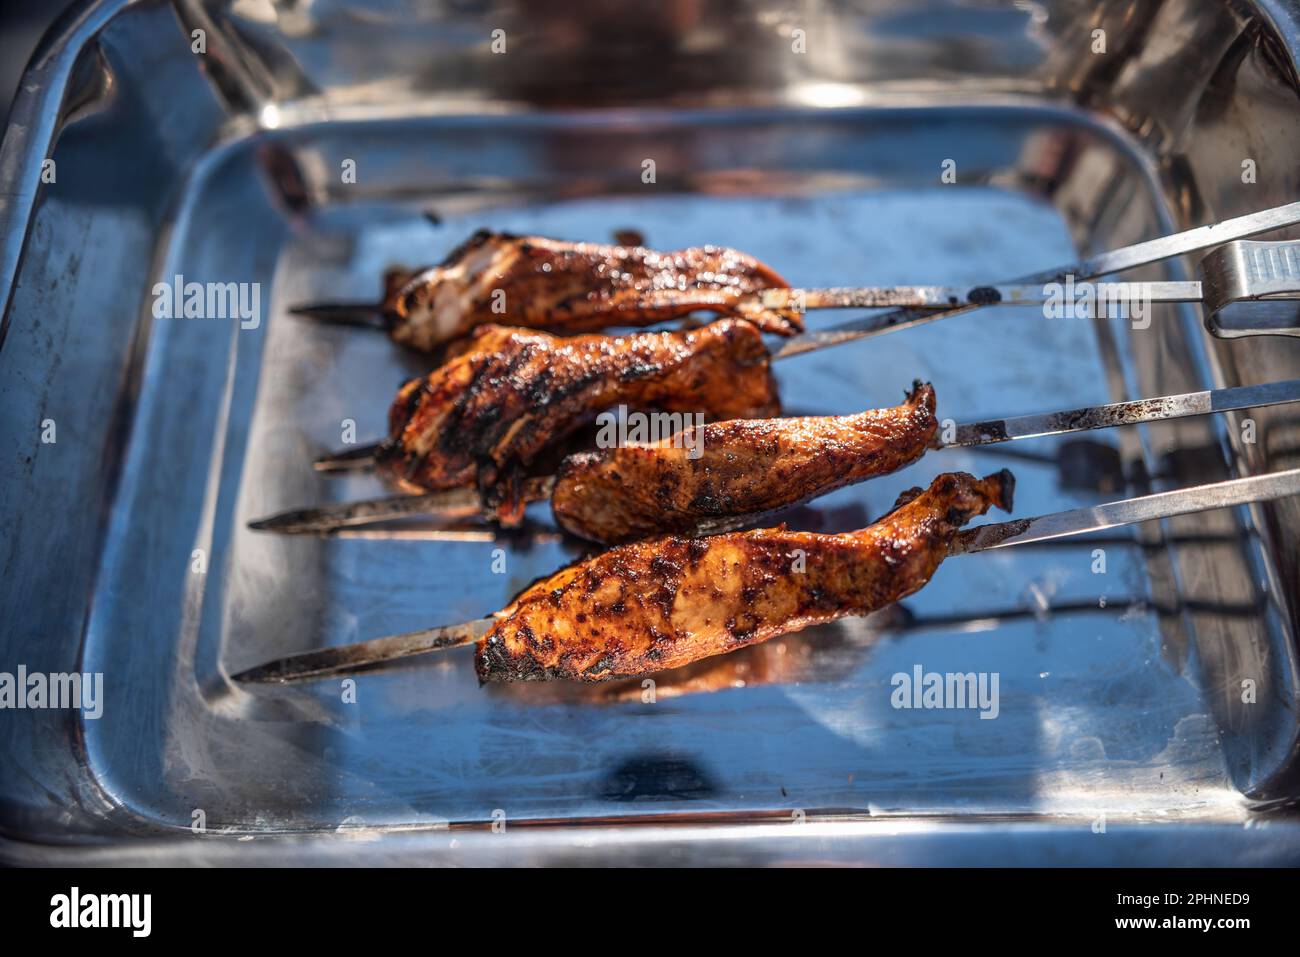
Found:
[378,319,780,522]
[551,381,938,543]
[476,470,1014,682]
[490,628,856,705]
[383,231,800,350]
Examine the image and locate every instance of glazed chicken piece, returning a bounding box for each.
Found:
[491,628,856,704]
[378,319,780,522]
[382,231,801,351]
[551,381,939,543]
[476,470,1014,682]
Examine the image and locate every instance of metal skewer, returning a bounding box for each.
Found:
[774,205,1300,357]
[938,378,1300,447]
[305,216,1300,479]
[288,302,390,330]
[233,467,1300,685]
[784,240,1300,336]
[289,203,1300,341]
[248,478,553,533]
[313,442,385,472]
[954,467,1300,552]
[748,281,1203,312]
[247,379,1300,535]
[247,488,484,532]
[233,618,495,684]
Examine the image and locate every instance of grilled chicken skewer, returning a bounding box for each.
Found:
[297,202,1300,515]
[252,378,1300,542]
[480,470,1012,681]
[234,466,1300,686]
[376,319,779,524]
[551,382,936,542]
[238,470,1012,684]
[255,382,938,542]
[291,230,803,350]
[291,203,1300,353]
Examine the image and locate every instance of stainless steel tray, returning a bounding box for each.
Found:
[3,0,1300,865]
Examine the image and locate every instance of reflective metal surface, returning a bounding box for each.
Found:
[959,467,1300,550]
[3,0,1300,864]
[1203,239,1300,336]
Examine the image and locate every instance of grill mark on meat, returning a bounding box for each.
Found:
[381,320,780,512]
[386,232,801,351]
[478,471,1013,682]
[552,381,938,543]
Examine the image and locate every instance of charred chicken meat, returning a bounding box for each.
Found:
[551,381,939,542]
[378,318,780,523]
[381,231,802,350]
[477,470,1014,682]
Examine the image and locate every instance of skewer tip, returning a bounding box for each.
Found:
[287,302,391,330]
[246,512,310,533]
[232,618,495,685]
[230,662,292,684]
[312,441,385,472]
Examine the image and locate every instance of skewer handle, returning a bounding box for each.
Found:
[1202,240,1300,338]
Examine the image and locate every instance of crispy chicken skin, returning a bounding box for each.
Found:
[384,231,801,350]
[552,381,939,543]
[379,319,780,522]
[477,470,1014,682]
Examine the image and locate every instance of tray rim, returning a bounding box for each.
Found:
[5,0,1300,863]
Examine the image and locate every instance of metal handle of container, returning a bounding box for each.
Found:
[1201,240,1300,338]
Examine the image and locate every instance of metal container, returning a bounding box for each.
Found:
[3,0,1300,865]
